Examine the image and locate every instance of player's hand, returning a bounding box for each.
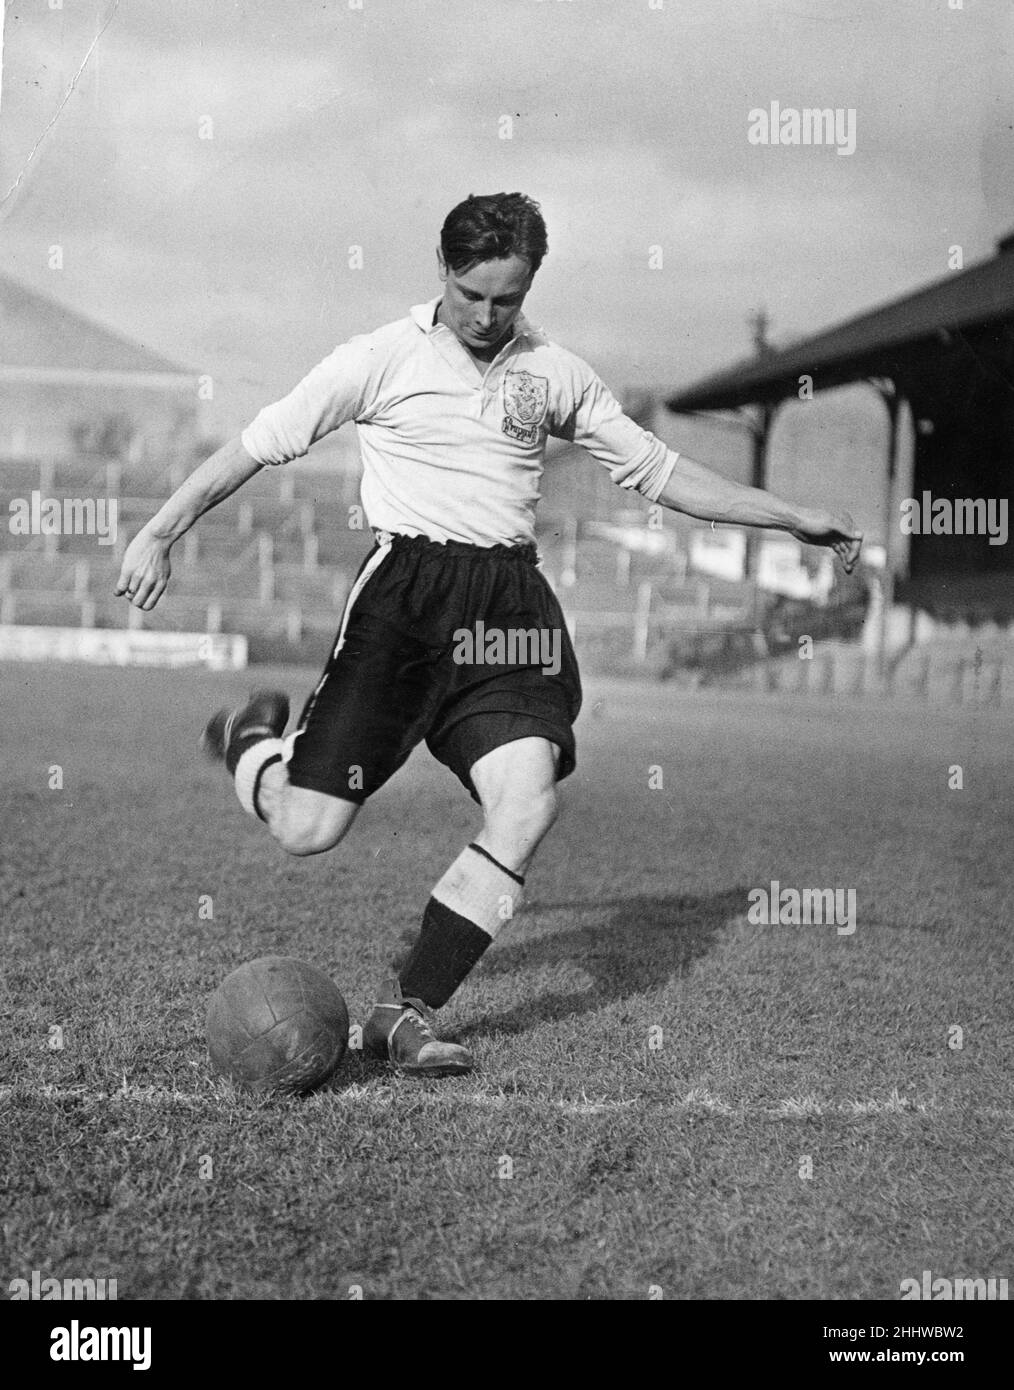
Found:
[115,527,173,609]
[790,509,863,574]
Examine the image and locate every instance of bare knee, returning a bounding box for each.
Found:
[472,738,563,870]
[270,791,358,857]
[485,784,559,843]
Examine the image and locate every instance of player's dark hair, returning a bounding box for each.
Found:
[440,193,548,276]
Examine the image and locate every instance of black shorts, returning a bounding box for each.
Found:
[286,532,582,804]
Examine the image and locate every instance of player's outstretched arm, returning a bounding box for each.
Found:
[658,453,863,573]
[114,436,264,610]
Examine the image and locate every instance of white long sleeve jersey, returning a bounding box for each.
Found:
[241,297,678,548]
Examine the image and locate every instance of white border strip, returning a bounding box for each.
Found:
[331,535,393,657]
[284,535,393,764]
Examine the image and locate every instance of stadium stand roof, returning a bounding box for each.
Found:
[667,232,1014,411]
[0,273,192,378]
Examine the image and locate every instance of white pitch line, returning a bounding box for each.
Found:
[1,1082,1011,1120]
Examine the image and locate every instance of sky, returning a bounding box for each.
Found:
[1,0,1011,451]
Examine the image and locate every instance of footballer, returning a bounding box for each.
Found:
[116,193,862,1077]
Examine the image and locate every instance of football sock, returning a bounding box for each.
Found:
[233,738,286,822]
[398,842,525,1008]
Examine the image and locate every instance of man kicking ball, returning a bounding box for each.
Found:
[116,192,862,1077]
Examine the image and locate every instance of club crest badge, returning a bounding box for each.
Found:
[502,370,549,444]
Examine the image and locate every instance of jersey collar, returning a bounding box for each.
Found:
[410,296,539,345]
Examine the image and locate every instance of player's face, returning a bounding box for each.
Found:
[437,253,533,356]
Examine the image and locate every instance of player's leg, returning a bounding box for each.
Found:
[259,775,359,857]
[203,537,420,856]
[392,736,558,1002]
[470,735,561,875]
[202,689,360,855]
[202,534,446,859]
[362,736,562,1075]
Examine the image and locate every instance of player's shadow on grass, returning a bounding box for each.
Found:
[456,887,748,1039]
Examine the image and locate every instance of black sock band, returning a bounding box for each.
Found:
[467,841,525,886]
[251,752,283,822]
[399,897,493,1008]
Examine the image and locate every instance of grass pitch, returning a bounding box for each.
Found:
[1,662,1011,1300]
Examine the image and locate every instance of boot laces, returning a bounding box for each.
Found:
[400,997,434,1040]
